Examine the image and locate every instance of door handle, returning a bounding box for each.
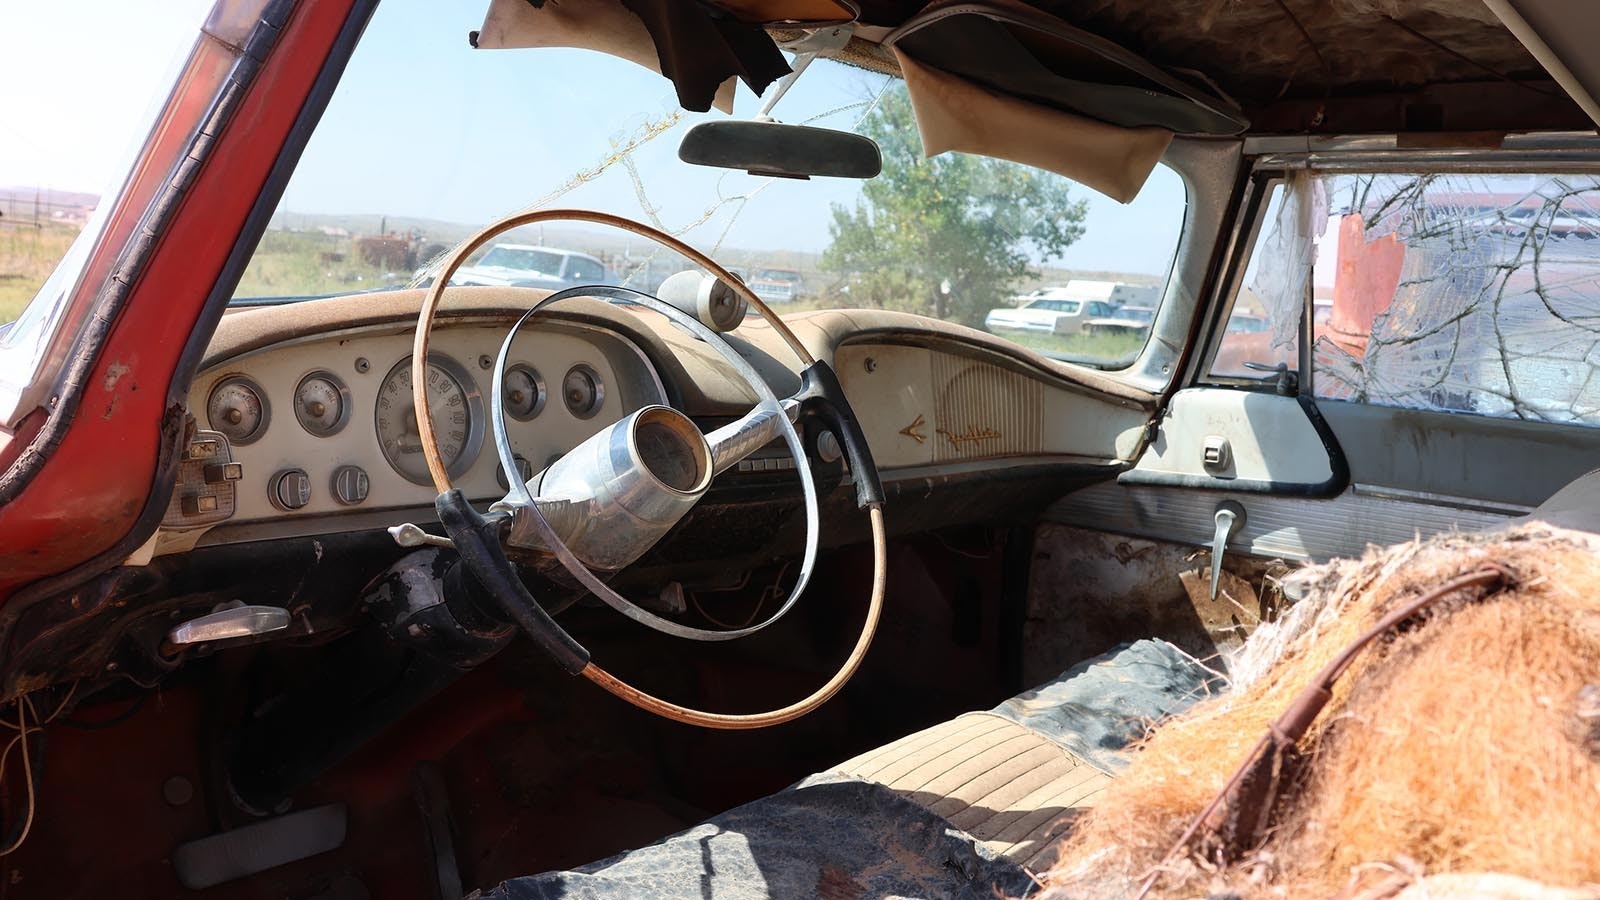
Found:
[1210,501,1247,600]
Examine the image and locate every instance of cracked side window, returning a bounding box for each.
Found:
[1211,182,1307,379]
[1312,173,1600,426]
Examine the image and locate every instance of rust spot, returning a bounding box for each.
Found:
[1113,541,1155,565]
[103,362,132,391]
[816,865,862,900]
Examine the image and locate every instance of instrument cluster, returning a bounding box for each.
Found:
[188,322,665,529]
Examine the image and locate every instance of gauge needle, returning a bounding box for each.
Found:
[390,408,424,454]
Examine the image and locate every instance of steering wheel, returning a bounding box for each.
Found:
[411,209,887,729]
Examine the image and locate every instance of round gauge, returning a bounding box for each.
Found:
[561,364,605,420]
[502,364,546,421]
[375,356,484,485]
[293,371,350,436]
[206,376,269,445]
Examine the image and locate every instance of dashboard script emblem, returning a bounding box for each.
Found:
[899,414,927,444]
[937,425,1003,450]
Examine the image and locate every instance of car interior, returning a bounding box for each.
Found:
[3,0,1600,897]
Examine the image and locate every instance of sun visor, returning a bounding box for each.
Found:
[709,0,859,27]
[893,49,1171,204]
[474,0,743,113]
[884,1,1247,137]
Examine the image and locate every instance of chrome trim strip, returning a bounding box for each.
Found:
[1349,483,1533,517]
[1044,481,1515,563]
[1242,131,1600,156]
[1252,147,1600,172]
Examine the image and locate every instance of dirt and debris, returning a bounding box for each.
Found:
[1038,525,1600,899]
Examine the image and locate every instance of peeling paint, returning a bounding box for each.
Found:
[103,362,132,392]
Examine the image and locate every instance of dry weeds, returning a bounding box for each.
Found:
[1042,526,1600,899]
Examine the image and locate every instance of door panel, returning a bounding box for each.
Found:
[1119,387,1347,495]
[1046,479,1513,564]
[1318,400,1600,509]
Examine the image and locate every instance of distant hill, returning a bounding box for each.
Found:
[266,209,825,277]
[0,187,99,222]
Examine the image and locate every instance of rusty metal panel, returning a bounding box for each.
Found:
[1022,523,1290,686]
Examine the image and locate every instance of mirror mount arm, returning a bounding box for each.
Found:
[756,25,854,121]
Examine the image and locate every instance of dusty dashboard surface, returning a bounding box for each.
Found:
[831,342,1148,471]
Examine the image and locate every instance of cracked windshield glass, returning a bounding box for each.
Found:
[222,0,1185,369]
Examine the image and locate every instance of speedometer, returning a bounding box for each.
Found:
[375,355,484,485]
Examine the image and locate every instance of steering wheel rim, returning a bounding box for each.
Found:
[410,208,889,730]
[486,283,820,642]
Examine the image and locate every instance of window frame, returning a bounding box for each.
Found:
[1199,148,1600,433]
[1193,173,1300,394]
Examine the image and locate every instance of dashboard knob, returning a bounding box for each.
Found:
[268,468,312,511]
[331,465,370,506]
[495,455,534,491]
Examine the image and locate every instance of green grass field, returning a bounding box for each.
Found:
[0,222,80,323]
[1005,329,1146,365]
[233,229,413,298]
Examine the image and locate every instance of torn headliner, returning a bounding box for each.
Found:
[848,0,1547,104]
[496,0,1592,138]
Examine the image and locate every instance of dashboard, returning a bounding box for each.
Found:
[147,288,1156,558]
[160,316,665,552]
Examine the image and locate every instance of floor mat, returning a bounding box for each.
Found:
[476,773,1036,900]
[990,638,1223,772]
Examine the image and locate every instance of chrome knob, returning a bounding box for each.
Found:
[331,465,369,506]
[268,468,312,511]
[388,523,454,550]
[816,429,842,464]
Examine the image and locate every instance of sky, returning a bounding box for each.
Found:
[1,0,1187,276]
[0,1,214,194]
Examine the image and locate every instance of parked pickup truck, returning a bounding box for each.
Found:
[1084,304,1156,336]
[747,267,806,303]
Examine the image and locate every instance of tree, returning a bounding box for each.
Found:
[821,84,1089,327]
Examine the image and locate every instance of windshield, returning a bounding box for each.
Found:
[478,247,564,275]
[232,0,1187,368]
[1031,300,1081,314]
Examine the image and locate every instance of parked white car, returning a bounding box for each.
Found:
[985,293,1115,336]
[451,244,612,290]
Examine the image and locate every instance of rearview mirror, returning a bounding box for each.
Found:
[679,121,882,180]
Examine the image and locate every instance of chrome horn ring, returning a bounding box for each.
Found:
[487,284,819,642]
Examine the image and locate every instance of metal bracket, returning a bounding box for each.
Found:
[757,25,855,121]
